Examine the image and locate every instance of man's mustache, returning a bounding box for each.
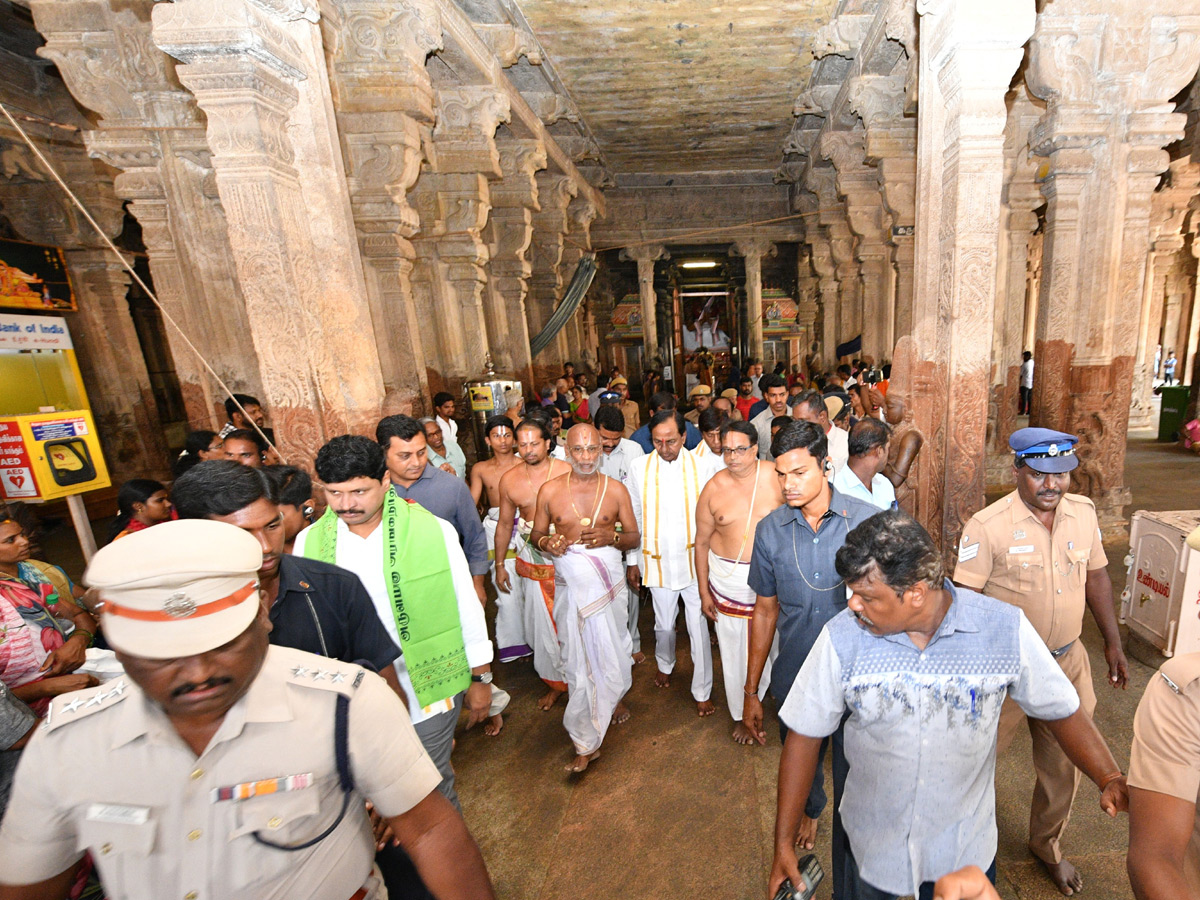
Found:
[173,677,232,698]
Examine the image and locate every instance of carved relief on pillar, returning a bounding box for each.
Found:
[1025,5,1200,532]
[428,87,510,178]
[808,233,840,368]
[864,117,917,343]
[807,165,861,352]
[153,0,388,459]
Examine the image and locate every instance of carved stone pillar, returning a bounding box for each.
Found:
[486,139,547,385]
[528,173,577,372]
[1026,5,1200,533]
[901,0,1035,555]
[561,194,599,362]
[33,0,262,428]
[731,238,777,362]
[152,0,387,461]
[865,118,917,343]
[324,0,442,415]
[987,88,1044,486]
[63,250,172,482]
[411,86,509,391]
[621,244,669,369]
[1188,237,1200,385]
[809,234,840,368]
[823,128,894,361]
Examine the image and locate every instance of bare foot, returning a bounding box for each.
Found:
[1038,858,1083,896]
[565,750,601,773]
[632,651,646,665]
[537,688,565,711]
[794,815,818,850]
[484,713,504,736]
[732,722,758,745]
[696,700,716,717]
[611,702,631,724]
[654,670,671,688]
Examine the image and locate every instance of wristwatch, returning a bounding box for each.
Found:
[470,671,493,684]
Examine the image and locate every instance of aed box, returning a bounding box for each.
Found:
[0,312,110,502]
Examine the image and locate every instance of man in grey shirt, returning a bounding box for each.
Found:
[769,509,1129,900]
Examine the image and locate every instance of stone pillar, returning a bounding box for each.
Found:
[901,0,1034,555]
[731,238,777,362]
[866,118,917,343]
[561,194,599,362]
[62,250,172,482]
[822,128,894,361]
[1188,238,1200,385]
[486,139,547,386]
[33,0,263,428]
[528,172,577,374]
[324,0,442,415]
[1026,4,1200,533]
[152,0,387,460]
[622,244,669,369]
[410,86,509,391]
[986,88,1044,486]
[810,234,840,368]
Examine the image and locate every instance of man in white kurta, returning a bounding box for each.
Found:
[624,410,715,714]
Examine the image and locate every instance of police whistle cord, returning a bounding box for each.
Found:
[0,99,284,464]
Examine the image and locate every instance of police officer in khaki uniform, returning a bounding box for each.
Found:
[684,384,712,426]
[953,427,1128,897]
[0,519,495,900]
[1127,649,1200,900]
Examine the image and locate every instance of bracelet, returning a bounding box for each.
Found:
[70,629,93,647]
[537,536,549,551]
[743,685,759,696]
[1099,771,1124,789]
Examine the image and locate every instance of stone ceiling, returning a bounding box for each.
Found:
[513,0,838,176]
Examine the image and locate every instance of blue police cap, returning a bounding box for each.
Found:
[598,390,621,403]
[1009,427,1079,473]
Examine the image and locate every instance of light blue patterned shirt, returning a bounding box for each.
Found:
[779,580,1079,895]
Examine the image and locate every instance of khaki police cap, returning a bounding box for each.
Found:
[720,388,738,402]
[609,376,628,388]
[86,519,263,659]
[689,384,712,397]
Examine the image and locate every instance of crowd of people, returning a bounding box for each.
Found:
[0,356,1195,900]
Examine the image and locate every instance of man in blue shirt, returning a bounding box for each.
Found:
[770,510,1129,900]
[630,391,701,453]
[377,415,491,605]
[742,420,877,892]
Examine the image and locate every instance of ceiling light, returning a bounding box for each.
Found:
[681,260,717,269]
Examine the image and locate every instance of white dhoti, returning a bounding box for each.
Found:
[649,582,714,703]
[555,546,633,756]
[516,540,566,690]
[484,508,528,661]
[708,550,776,721]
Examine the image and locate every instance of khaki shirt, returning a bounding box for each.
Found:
[618,399,640,438]
[952,490,1107,650]
[1129,653,1200,896]
[0,645,441,900]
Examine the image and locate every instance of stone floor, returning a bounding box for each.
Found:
[35,432,1200,900]
[450,433,1200,900]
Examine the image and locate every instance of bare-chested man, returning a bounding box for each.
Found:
[694,421,784,745]
[471,416,527,662]
[494,419,571,710]
[530,424,641,773]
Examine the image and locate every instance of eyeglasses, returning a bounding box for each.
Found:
[721,446,753,456]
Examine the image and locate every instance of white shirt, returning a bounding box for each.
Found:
[1020,358,1034,389]
[752,406,786,460]
[750,374,763,399]
[826,424,849,476]
[598,437,645,483]
[294,515,492,724]
[689,439,726,477]
[834,461,897,511]
[436,414,459,444]
[624,447,712,589]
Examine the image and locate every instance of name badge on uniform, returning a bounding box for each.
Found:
[1009,545,1035,554]
[86,804,150,826]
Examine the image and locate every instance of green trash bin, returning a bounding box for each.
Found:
[1158,384,1190,442]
